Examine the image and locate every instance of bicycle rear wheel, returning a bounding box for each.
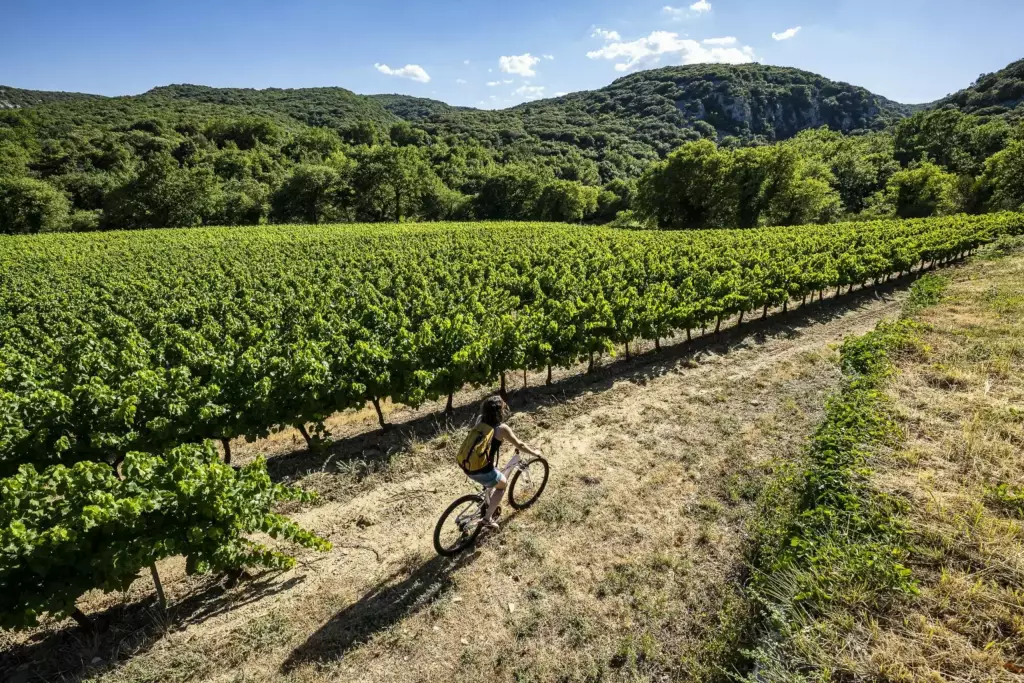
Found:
[508,457,550,510]
[433,494,486,556]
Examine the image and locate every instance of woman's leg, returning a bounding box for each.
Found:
[484,476,508,521]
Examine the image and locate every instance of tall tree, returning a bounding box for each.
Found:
[784,128,898,214]
[104,153,218,229]
[635,140,734,230]
[871,162,960,219]
[982,138,1024,212]
[0,176,70,234]
[472,164,550,220]
[351,145,433,222]
[0,141,30,178]
[271,163,352,224]
[731,145,801,228]
[536,180,600,223]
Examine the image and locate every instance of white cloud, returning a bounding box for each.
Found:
[772,26,802,41]
[374,63,431,83]
[553,91,568,97]
[543,54,555,60]
[487,80,514,86]
[456,78,468,84]
[703,36,737,46]
[499,53,541,77]
[664,1,710,20]
[464,59,471,65]
[587,31,755,72]
[592,28,622,41]
[514,84,546,100]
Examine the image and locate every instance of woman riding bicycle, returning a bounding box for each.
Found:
[436,396,550,555]
[469,395,543,529]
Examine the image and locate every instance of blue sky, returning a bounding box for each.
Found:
[3,0,1023,107]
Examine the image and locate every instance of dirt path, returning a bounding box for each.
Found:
[3,286,909,683]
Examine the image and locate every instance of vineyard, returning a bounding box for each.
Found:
[2,213,1023,632]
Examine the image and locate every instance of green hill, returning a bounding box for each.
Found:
[0,84,397,145]
[368,94,465,121]
[411,63,910,150]
[2,90,306,143]
[4,59,1022,234]
[148,84,399,128]
[3,63,914,166]
[0,86,104,110]
[938,58,1024,117]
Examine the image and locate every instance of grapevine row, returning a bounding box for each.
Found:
[1,215,1021,628]
[2,215,1021,475]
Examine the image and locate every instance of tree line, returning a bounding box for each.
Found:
[2,94,1023,235]
[629,111,1024,229]
[0,115,617,234]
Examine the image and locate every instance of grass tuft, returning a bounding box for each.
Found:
[742,280,944,677]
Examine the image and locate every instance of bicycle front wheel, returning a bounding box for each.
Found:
[508,457,550,510]
[433,494,485,556]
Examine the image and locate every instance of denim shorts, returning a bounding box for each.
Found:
[467,469,506,488]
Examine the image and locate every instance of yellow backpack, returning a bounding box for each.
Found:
[457,423,495,474]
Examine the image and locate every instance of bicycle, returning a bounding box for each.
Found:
[433,449,550,556]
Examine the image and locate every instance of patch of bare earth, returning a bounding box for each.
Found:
[2,287,911,683]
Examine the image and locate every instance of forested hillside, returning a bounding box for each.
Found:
[395,64,912,160]
[0,86,102,110]
[938,58,1024,116]
[150,84,400,128]
[369,94,465,121]
[1,60,1023,235]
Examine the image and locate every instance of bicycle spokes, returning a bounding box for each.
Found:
[455,507,482,533]
[434,496,487,556]
[508,457,550,511]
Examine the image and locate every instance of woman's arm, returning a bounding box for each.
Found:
[497,425,542,457]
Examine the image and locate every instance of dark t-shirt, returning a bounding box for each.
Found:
[483,421,504,472]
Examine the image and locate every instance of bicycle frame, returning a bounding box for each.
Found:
[498,449,524,481]
[464,449,526,492]
[452,454,521,533]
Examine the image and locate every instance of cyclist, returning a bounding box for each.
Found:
[463,395,543,530]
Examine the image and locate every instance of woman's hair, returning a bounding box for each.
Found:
[480,395,507,427]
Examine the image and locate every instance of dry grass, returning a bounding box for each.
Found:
[264,362,833,683]
[784,251,1024,681]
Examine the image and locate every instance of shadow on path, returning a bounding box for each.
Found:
[1,572,302,683]
[281,552,477,672]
